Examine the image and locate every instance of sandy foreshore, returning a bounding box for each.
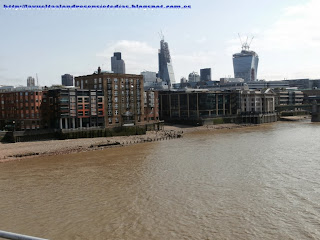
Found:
[0,124,254,163]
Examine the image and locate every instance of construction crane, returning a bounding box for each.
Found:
[238,33,254,51]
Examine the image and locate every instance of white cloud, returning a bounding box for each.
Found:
[195,36,207,44]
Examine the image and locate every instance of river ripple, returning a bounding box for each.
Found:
[1,121,320,240]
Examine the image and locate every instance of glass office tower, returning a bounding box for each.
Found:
[233,50,259,82]
[111,52,126,74]
[158,39,175,87]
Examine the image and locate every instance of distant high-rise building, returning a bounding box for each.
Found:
[200,68,211,81]
[158,38,175,87]
[188,72,200,82]
[141,71,168,90]
[27,76,35,87]
[61,74,74,86]
[233,38,259,82]
[111,52,125,74]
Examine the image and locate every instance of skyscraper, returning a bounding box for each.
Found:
[233,40,259,82]
[188,71,200,82]
[111,52,125,74]
[27,76,35,87]
[200,68,211,81]
[158,38,175,87]
[61,74,74,86]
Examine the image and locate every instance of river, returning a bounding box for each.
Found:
[1,121,320,239]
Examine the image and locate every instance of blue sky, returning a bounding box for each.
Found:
[1,0,319,86]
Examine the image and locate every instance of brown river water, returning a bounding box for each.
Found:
[1,121,320,240]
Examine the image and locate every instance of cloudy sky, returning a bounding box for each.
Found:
[1,0,320,86]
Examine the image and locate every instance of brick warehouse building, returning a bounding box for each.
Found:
[0,89,45,130]
[0,87,105,131]
[75,68,145,127]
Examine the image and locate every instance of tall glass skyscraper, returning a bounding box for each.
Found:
[233,48,259,82]
[111,52,125,74]
[158,39,175,87]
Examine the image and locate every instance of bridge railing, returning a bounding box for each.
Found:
[0,230,48,240]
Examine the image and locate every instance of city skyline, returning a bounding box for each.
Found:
[1,0,320,86]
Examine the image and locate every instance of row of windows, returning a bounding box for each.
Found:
[77,104,103,109]
[0,113,41,118]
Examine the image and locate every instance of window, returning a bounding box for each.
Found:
[78,98,83,103]
[98,104,103,109]
[108,118,112,124]
[98,97,103,102]
[108,110,112,116]
[78,105,83,109]
[115,117,119,123]
[99,78,102,83]
[94,79,97,84]
[115,110,118,115]
[85,111,89,116]
[114,97,118,103]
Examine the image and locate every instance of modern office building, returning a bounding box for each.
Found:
[61,74,74,86]
[200,68,211,81]
[233,45,259,82]
[43,88,105,129]
[111,52,126,74]
[158,38,175,87]
[27,76,35,87]
[159,89,277,124]
[159,90,241,121]
[75,68,144,127]
[141,71,168,90]
[274,89,304,106]
[144,91,159,122]
[188,72,200,83]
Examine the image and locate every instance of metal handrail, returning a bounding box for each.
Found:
[0,230,48,240]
